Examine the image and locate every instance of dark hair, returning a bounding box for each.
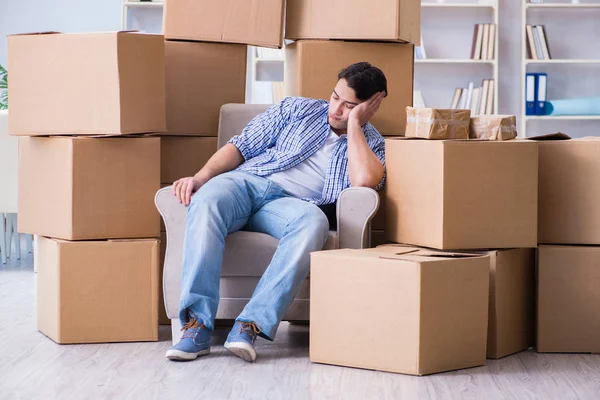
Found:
[337,62,388,101]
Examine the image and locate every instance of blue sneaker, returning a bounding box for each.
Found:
[224,321,261,362]
[165,319,211,361]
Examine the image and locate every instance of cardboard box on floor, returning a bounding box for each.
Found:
[37,237,159,344]
[537,135,600,244]
[18,137,160,240]
[285,41,413,135]
[286,0,421,45]
[165,41,246,136]
[478,248,535,358]
[161,137,217,183]
[8,32,166,136]
[159,231,170,325]
[378,245,536,358]
[164,0,284,48]
[537,245,600,353]
[310,246,490,376]
[384,138,538,249]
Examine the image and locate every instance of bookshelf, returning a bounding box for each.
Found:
[416,0,499,113]
[121,1,164,30]
[520,1,600,137]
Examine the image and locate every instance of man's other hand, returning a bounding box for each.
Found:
[173,177,202,206]
[349,91,386,126]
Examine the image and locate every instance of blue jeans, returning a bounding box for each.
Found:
[179,171,330,340]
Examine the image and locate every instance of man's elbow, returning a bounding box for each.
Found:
[350,172,383,189]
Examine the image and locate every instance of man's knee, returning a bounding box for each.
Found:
[295,207,330,242]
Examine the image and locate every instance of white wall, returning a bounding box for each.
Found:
[0,0,598,137]
[0,0,122,69]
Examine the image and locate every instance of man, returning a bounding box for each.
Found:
[166,62,387,362]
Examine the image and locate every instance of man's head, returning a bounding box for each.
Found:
[328,62,388,131]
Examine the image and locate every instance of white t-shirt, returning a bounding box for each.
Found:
[267,130,340,199]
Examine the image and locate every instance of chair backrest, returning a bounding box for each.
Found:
[217,104,271,149]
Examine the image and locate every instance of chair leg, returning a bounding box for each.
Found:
[26,233,33,255]
[11,214,21,260]
[0,214,7,264]
[5,214,12,259]
[33,235,39,273]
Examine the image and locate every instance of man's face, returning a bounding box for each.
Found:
[328,79,361,131]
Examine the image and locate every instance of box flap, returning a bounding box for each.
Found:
[528,132,571,141]
[379,250,482,262]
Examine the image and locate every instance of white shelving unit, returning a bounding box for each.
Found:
[416,1,499,112]
[121,1,164,30]
[520,1,600,137]
[247,46,284,104]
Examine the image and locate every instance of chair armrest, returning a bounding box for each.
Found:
[336,187,380,249]
[155,186,187,319]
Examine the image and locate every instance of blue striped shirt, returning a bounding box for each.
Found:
[228,97,386,205]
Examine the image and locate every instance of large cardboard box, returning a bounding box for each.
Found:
[537,245,600,353]
[384,138,538,249]
[18,137,160,240]
[538,138,600,244]
[161,137,217,183]
[164,0,284,48]
[482,248,535,359]
[37,237,159,344]
[285,41,413,135]
[310,247,489,375]
[8,32,166,136]
[286,0,420,45]
[165,41,246,136]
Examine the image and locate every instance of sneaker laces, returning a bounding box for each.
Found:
[239,322,261,342]
[181,318,206,339]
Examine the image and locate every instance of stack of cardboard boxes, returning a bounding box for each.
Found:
[536,134,600,353]
[158,0,286,324]
[8,31,165,344]
[310,111,541,375]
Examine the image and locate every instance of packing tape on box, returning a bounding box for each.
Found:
[407,110,470,139]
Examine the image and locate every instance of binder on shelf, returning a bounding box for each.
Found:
[536,73,548,115]
[525,73,537,116]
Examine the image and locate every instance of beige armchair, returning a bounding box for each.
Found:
[155,104,380,343]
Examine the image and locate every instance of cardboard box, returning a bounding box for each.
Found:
[483,248,535,358]
[165,41,246,136]
[37,237,159,344]
[469,115,517,141]
[8,32,166,136]
[285,41,414,135]
[538,137,600,244]
[161,137,217,183]
[310,247,490,375]
[286,0,420,45]
[405,107,470,140]
[18,137,160,240]
[159,231,170,325]
[537,245,600,353]
[384,138,538,249]
[164,0,284,48]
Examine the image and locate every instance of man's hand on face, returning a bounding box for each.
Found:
[349,91,386,127]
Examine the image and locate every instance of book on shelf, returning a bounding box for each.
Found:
[524,72,548,115]
[470,24,496,61]
[450,79,495,115]
[526,24,551,60]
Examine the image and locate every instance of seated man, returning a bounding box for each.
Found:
[166,62,387,362]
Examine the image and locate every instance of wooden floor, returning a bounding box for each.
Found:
[2,255,600,399]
